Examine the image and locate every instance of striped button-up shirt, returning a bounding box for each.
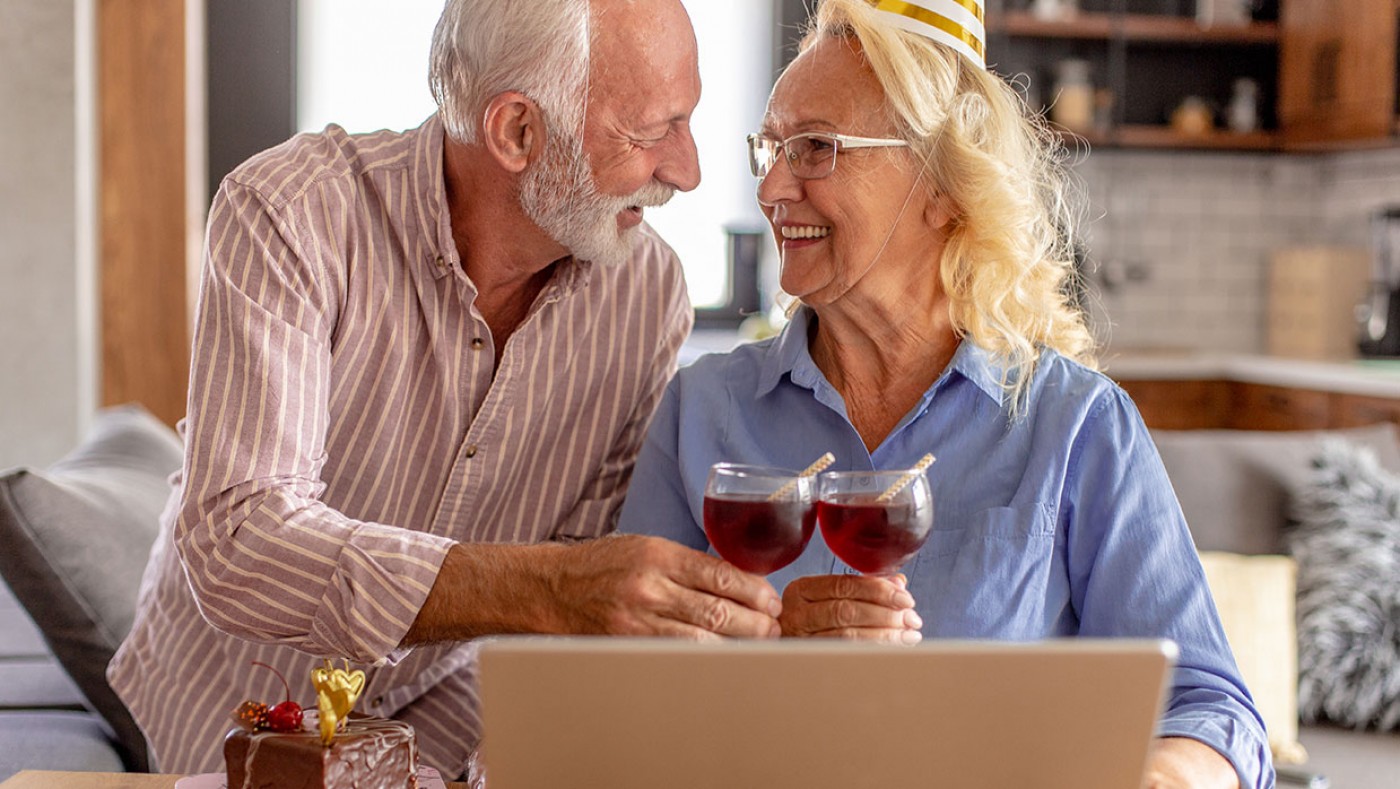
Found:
[108,114,692,775]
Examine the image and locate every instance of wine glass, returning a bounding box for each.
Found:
[702,463,818,575]
[816,469,934,575]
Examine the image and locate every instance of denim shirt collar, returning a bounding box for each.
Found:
[755,306,1009,407]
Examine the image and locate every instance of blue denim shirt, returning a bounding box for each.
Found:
[617,308,1273,788]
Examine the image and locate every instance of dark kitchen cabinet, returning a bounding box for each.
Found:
[1119,378,1400,430]
[1278,0,1400,149]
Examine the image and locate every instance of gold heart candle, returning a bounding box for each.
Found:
[311,660,366,746]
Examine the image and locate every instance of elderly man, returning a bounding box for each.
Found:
[108,0,782,777]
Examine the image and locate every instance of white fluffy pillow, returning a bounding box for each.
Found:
[1289,439,1400,730]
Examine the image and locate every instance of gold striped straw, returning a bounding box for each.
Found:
[876,453,937,503]
[768,452,836,502]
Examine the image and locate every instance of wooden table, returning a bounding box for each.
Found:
[0,771,468,788]
[1,774,180,789]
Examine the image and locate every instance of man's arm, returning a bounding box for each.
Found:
[174,179,453,662]
[403,537,783,643]
[405,239,781,644]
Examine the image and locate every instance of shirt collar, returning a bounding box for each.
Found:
[754,306,1010,407]
[755,307,816,397]
[415,113,457,283]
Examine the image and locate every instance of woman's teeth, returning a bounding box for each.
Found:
[781,225,831,240]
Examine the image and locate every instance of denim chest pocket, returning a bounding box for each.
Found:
[906,503,1060,639]
[915,503,1056,560]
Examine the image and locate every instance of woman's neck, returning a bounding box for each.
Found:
[808,297,959,452]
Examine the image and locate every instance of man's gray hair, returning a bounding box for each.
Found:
[429,0,591,144]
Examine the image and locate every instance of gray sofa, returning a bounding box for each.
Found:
[1153,424,1400,788]
[0,582,125,777]
[0,404,175,780]
[1,408,1398,785]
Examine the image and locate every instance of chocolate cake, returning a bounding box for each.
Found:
[224,714,418,788]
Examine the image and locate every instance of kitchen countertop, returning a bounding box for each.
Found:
[1102,352,1400,399]
[683,330,1400,400]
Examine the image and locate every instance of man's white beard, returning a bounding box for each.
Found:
[520,121,675,267]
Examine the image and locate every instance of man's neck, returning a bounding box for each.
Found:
[442,137,567,358]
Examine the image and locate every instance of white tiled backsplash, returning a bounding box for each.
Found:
[1077,146,1400,356]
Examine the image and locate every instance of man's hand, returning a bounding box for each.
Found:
[404,536,781,645]
[548,534,782,639]
[779,574,921,644]
[1143,737,1241,789]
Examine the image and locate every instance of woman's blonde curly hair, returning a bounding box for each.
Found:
[802,0,1098,408]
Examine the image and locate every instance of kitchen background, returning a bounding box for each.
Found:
[1080,146,1400,358]
[2,0,1398,467]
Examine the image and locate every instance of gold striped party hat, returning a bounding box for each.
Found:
[869,0,986,69]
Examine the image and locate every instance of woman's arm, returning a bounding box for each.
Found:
[1063,388,1271,789]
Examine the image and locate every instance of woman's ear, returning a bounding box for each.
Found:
[480,91,543,174]
[923,191,956,231]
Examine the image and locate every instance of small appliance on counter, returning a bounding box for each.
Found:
[1357,207,1400,357]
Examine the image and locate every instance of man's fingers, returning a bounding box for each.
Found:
[659,583,782,639]
[670,546,782,617]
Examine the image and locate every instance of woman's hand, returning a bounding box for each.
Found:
[778,573,922,643]
[1142,737,1241,789]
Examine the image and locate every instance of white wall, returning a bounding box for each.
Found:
[0,0,93,469]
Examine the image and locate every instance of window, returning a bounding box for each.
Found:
[645,0,773,312]
[297,0,442,135]
[296,0,772,313]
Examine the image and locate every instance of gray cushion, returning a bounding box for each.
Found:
[0,711,126,782]
[0,659,86,709]
[1150,423,1400,554]
[0,578,50,658]
[0,404,182,772]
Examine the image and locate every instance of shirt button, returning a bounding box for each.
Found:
[465,444,478,459]
[434,255,446,270]
[471,338,484,350]
[371,696,383,709]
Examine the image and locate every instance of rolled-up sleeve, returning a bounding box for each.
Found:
[175,180,453,662]
[1064,389,1274,789]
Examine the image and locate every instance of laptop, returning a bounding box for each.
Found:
[477,637,1176,789]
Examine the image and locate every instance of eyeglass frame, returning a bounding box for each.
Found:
[746,131,910,180]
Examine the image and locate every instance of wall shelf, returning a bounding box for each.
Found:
[991,11,1278,45]
[1053,124,1279,152]
[1110,124,1279,150]
[986,4,1282,151]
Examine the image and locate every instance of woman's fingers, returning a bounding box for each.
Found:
[780,574,921,639]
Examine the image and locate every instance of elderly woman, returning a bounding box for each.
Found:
[616,1,1270,787]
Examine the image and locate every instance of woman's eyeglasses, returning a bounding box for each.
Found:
[746,131,909,180]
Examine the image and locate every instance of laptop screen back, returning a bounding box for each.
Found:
[478,637,1176,789]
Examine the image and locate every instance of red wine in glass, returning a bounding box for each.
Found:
[817,470,934,575]
[702,464,817,575]
[703,494,816,575]
[818,499,928,574]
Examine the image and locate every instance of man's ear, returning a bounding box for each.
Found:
[480,91,543,174]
